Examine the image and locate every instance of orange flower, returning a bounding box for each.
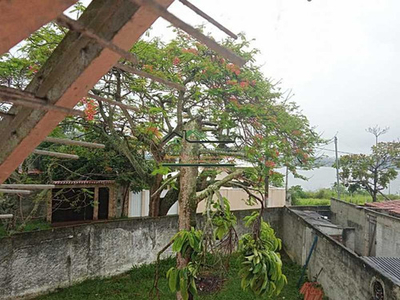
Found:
[172,57,180,65]
[265,161,276,168]
[182,48,198,55]
[240,81,249,88]
[226,63,241,75]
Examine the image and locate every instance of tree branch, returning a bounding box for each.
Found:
[196,169,244,203]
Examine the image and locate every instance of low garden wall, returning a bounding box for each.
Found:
[3,204,399,300]
[0,208,282,299]
[283,207,400,300]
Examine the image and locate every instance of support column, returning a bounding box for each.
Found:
[46,190,52,223]
[108,185,116,218]
[93,187,99,220]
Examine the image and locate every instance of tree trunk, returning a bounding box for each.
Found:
[264,174,269,207]
[372,191,378,202]
[149,173,163,217]
[159,188,179,216]
[176,119,200,300]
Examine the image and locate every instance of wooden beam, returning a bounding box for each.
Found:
[93,187,99,220]
[0,189,31,195]
[0,0,175,183]
[0,0,77,55]
[56,14,139,65]
[0,184,55,190]
[57,15,184,91]
[44,137,105,149]
[33,149,79,160]
[88,93,140,112]
[178,0,238,39]
[132,0,246,67]
[116,63,185,91]
[0,86,85,117]
[0,214,14,219]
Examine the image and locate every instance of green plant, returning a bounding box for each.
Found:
[166,228,203,300]
[238,212,287,297]
[211,197,237,240]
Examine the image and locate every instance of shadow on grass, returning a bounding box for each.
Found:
[36,252,306,300]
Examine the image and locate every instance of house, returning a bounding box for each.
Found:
[47,180,117,224]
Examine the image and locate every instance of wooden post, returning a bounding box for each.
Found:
[93,187,99,220]
[46,189,52,223]
[108,185,116,218]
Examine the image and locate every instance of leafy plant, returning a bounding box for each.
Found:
[211,197,237,240]
[166,228,203,300]
[238,212,287,297]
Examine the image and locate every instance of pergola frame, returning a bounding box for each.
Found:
[0,0,244,184]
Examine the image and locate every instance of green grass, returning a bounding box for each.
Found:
[36,254,306,300]
[293,198,331,206]
[292,194,398,206]
[0,219,52,238]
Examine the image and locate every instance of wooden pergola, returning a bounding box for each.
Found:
[0,0,245,185]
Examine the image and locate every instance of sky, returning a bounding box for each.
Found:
[146,0,400,156]
[77,0,400,191]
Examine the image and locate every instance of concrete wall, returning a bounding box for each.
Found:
[283,207,400,300]
[197,187,286,213]
[129,187,286,217]
[330,198,369,255]
[331,198,400,257]
[0,208,281,300]
[374,211,400,257]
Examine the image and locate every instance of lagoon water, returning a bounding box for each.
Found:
[283,167,400,195]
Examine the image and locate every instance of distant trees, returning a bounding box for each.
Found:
[339,142,400,202]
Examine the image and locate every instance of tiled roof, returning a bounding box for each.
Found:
[365,200,400,217]
[52,180,115,185]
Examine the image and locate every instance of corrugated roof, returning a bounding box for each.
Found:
[363,257,400,284]
[52,180,115,185]
[365,200,400,217]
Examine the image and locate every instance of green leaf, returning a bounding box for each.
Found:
[166,267,178,292]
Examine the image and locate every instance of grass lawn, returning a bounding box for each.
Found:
[293,198,331,206]
[292,194,392,206]
[36,254,306,300]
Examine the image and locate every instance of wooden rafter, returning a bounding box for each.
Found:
[33,149,79,160]
[115,63,185,91]
[0,0,175,183]
[57,14,185,91]
[0,189,31,195]
[44,137,105,149]
[131,0,247,67]
[178,0,238,39]
[88,93,140,112]
[0,214,14,219]
[0,86,85,117]
[0,184,55,189]
[0,0,77,55]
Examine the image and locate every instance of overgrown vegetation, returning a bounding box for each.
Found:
[289,184,399,206]
[36,253,305,300]
[0,219,51,238]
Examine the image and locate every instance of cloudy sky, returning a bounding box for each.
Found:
[76,0,400,190]
[148,0,400,156]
